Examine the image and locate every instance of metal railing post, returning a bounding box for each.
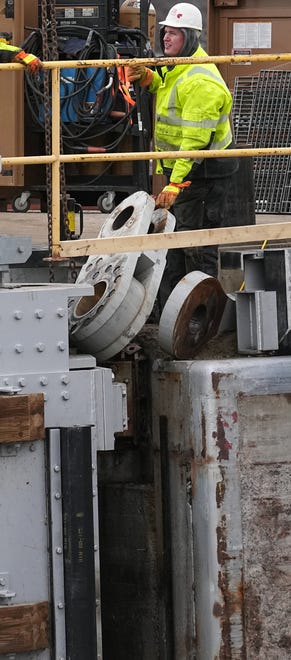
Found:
[51,66,61,257]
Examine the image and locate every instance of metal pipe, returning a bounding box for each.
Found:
[51,66,61,256]
[3,52,291,70]
[3,146,291,168]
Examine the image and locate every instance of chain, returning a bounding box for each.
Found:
[41,0,71,283]
[49,2,69,236]
[69,259,79,283]
[41,0,54,282]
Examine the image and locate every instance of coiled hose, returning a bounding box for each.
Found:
[22,25,149,150]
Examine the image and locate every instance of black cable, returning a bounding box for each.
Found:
[23,22,152,173]
[23,26,119,137]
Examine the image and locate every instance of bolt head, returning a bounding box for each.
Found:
[58,341,66,352]
[36,342,45,352]
[15,344,24,354]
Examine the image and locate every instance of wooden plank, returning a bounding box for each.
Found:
[56,221,291,259]
[0,601,49,654]
[0,393,45,444]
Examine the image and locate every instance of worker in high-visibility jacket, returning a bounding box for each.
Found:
[127,2,238,299]
[0,33,42,74]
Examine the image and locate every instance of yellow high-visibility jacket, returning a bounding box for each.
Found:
[148,45,235,183]
[0,41,22,62]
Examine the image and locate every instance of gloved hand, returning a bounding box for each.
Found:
[12,50,42,75]
[155,181,191,209]
[126,63,153,87]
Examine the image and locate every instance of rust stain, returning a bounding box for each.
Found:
[211,371,233,398]
[212,371,221,397]
[217,525,236,564]
[201,407,206,459]
[167,372,183,384]
[213,601,223,617]
[191,457,196,498]
[213,414,232,460]
[194,406,215,464]
[217,516,228,566]
[218,569,232,658]
[216,480,225,509]
[243,582,263,655]
[218,567,245,659]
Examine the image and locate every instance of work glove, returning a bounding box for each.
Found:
[126,63,153,87]
[155,181,191,210]
[12,50,42,75]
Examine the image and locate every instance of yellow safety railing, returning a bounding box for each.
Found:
[1,53,291,259]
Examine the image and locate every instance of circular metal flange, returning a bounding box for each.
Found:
[69,253,142,344]
[159,271,227,359]
[98,190,155,239]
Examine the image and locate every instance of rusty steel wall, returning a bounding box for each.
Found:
[238,393,291,657]
[152,356,291,660]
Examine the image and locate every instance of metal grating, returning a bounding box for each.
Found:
[232,75,258,146]
[232,70,291,214]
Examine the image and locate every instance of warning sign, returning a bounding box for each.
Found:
[231,47,252,65]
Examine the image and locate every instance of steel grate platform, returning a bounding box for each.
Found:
[232,70,291,214]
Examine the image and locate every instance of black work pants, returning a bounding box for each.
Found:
[159,176,232,307]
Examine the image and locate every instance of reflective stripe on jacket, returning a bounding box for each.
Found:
[0,42,21,63]
[148,45,234,182]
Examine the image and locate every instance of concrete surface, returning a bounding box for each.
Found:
[0,209,106,246]
[0,210,289,247]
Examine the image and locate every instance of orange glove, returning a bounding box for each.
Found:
[155,181,191,209]
[12,50,42,75]
[125,63,153,87]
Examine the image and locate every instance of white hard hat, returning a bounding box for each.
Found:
[159,3,202,31]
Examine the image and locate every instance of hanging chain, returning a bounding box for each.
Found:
[41,0,54,282]
[41,0,73,282]
[49,1,69,234]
